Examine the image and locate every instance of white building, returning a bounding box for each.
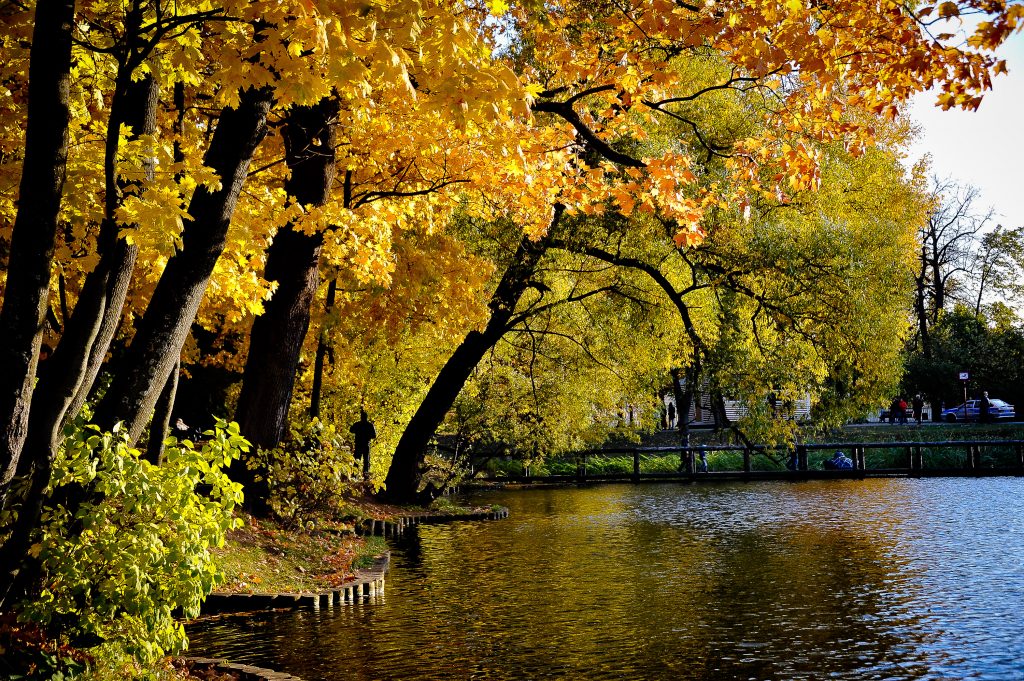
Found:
[661,388,812,427]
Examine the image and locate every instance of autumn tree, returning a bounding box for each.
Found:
[0,0,529,603]
[380,0,1020,502]
[447,235,681,463]
[288,226,497,484]
[0,0,1020,600]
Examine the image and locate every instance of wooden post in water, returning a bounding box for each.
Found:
[906,446,914,472]
[742,448,751,474]
[632,449,640,482]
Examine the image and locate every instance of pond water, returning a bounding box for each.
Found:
[188,479,1024,680]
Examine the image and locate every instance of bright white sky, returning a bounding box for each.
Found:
[906,32,1024,229]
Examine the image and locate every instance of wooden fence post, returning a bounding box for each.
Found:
[679,447,694,474]
[632,449,641,482]
[797,445,808,471]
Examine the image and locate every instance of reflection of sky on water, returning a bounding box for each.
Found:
[188,479,1024,680]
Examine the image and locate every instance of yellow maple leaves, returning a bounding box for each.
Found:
[2,0,1020,373]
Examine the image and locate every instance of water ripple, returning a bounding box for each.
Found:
[189,479,1024,680]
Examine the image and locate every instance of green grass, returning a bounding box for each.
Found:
[213,514,386,594]
[818,422,1024,443]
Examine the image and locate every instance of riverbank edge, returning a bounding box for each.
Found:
[179,656,305,681]
[197,505,510,616]
[180,505,510,679]
[200,552,390,615]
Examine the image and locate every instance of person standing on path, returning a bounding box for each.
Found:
[912,394,924,425]
[889,397,901,424]
[350,409,377,480]
[980,391,992,423]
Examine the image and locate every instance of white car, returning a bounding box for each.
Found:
[941,398,1016,422]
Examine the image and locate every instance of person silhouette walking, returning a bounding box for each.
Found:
[350,409,377,479]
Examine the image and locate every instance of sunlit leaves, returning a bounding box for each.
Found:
[24,419,246,662]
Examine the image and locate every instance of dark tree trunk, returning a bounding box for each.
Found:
[670,368,694,444]
[92,85,275,441]
[145,358,179,465]
[711,391,730,432]
[1,72,168,609]
[236,229,324,448]
[236,98,339,450]
[309,278,337,419]
[20,75,157,481]
[914,244,931,358]
[928,239,945,326]
[381,211,562,504]
[232,99,338,514]
[0,0,75,487]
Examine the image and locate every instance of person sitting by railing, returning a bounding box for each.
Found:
[697,450,708,472]
[824,450,853,470]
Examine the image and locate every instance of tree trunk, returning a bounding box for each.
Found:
[381,211,562,504]
[20,75,156,481]
[145,358,179,465]
[914,244,931,358]
[671,368,694,446]
[309,278,337,419]
[231,99,338,515]
[236,230,324,449]
[236,99,339,450]
[1,72,178,609]
[711,390,730,432]
[0,0,76,487]
[92,85,275,441]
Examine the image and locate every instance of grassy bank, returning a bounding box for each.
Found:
[211,495,503,594]
[212,514,387,594]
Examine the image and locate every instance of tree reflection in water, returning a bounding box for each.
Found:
[188,479,1024,680]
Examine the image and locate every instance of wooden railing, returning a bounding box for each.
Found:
[473,440,1024,483]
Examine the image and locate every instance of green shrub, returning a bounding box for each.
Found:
[250,419,359,526]
[19,419,245,670]
[639,454,681,473]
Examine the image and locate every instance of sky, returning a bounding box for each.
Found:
[906,32,1024,229]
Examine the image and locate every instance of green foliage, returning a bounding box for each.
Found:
[19,419,245,669]
[250,419,359,526]
[419,451,470,497]
[903,306,1024,409]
